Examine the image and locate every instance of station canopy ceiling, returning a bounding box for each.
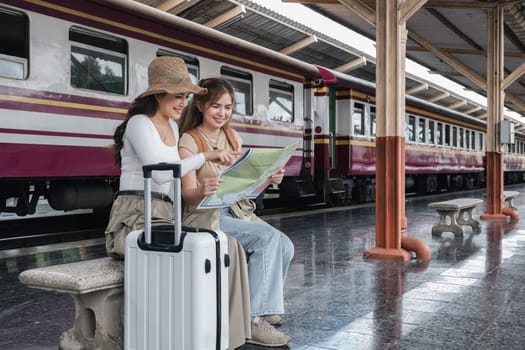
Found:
[133,0,525,130]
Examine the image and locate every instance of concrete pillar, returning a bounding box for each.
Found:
[481,7,506,221]
[364,0,411,261]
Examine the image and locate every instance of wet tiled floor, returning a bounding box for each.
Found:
[2,186,525,349]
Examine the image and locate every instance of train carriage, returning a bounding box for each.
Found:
[308,67,524,205]
[0,0,320,216]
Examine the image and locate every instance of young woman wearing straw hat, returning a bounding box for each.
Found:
[104,56,251,349]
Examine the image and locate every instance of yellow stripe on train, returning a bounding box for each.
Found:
[0,94,127,114]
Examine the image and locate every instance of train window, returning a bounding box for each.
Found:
[221,67,253,115]
[0,7,28,79]
[436,122,443,145]
[352,103,365,136]
[69,27,127,95]
[459,128,464,148]
[445,124,450,146]
[428,120,435,144]
[418,118,425,143]
[471,131,476,150]
[370,106,376,136]
[406,115,416,142]
[452,127,458,147]
[157,50,199,83]
[465,129,470,149]
[268,80,294,122]
[479,133,484,151]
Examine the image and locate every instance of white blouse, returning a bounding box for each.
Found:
[119,114,205,198]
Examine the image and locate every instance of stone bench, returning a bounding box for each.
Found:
[18,257,124,350]
[504,191,519,211]
[428,198,483,237]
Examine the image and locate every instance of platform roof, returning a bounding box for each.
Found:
[134,0,525,129]
[283,0,525,128]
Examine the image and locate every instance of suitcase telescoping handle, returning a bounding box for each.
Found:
[142,162,182,246]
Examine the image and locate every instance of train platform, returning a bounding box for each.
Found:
[2,186,525,350]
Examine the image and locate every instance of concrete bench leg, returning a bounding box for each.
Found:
[59,287,123,350]
[432,209,464,237]
[457,208,481,233]
[505,198,517,211]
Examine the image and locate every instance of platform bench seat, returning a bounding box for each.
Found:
[504,191,519,211]
[18,257,124,350]
[428,198,483,237]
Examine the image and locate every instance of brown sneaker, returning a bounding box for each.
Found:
[263,314,283,326]
[247,319,291,347]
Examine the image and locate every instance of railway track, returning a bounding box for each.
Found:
[0,212,107,250]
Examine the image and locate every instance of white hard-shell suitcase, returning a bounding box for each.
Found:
[125,163,229,350]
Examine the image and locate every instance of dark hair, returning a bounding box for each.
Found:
[112,94,162,166]
[179,78,236,135]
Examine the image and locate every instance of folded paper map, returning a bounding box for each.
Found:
[197,143,298,209]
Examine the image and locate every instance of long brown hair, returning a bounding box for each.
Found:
[112,94,162,166]
[179,78,236,135]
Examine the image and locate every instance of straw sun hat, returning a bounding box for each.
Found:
[135,56,207,100]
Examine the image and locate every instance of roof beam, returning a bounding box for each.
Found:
[407,30,487,90]
[204,5,246,29]
[506,94,525,113]
[335,57,367,73]
[282,0,339,3]
[337,0,376,26]
[407,46,525,58]
[447,100,467,109]
[429,70,463,77]
[157,0,186,12]
[426,8,483,51]
[424,1,497,9]
[279,35,318,55]
[400,0,427,24]
[406,83,428,95]
[464,106,482,114]
[502,61,525,90]
[283,0,500,8]
[428,91,449,103]
[478,113,488,120]
[156,0,199,14]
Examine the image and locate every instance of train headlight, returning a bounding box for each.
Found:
[305,162,311,169]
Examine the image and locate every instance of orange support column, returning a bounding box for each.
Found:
[363,0,428,261]
[481,7,507,221]
[365,136,411,261]
[481,152,506,220]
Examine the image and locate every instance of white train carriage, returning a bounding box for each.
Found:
[0,0,320,216]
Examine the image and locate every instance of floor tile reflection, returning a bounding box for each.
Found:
[3,187,525,349]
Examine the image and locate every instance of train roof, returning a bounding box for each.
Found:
[317,65,487,129]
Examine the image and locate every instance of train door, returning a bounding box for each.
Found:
[329,86,336,169]
[302,84,314,177]
[278,82,317,206]
[333,89,353,204]
[311,85,330,203]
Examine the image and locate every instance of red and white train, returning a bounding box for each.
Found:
[1,0,524,216]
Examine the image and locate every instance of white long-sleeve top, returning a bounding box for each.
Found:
[119,114,205,198]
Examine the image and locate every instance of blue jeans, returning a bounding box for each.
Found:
[220,208,294,317]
